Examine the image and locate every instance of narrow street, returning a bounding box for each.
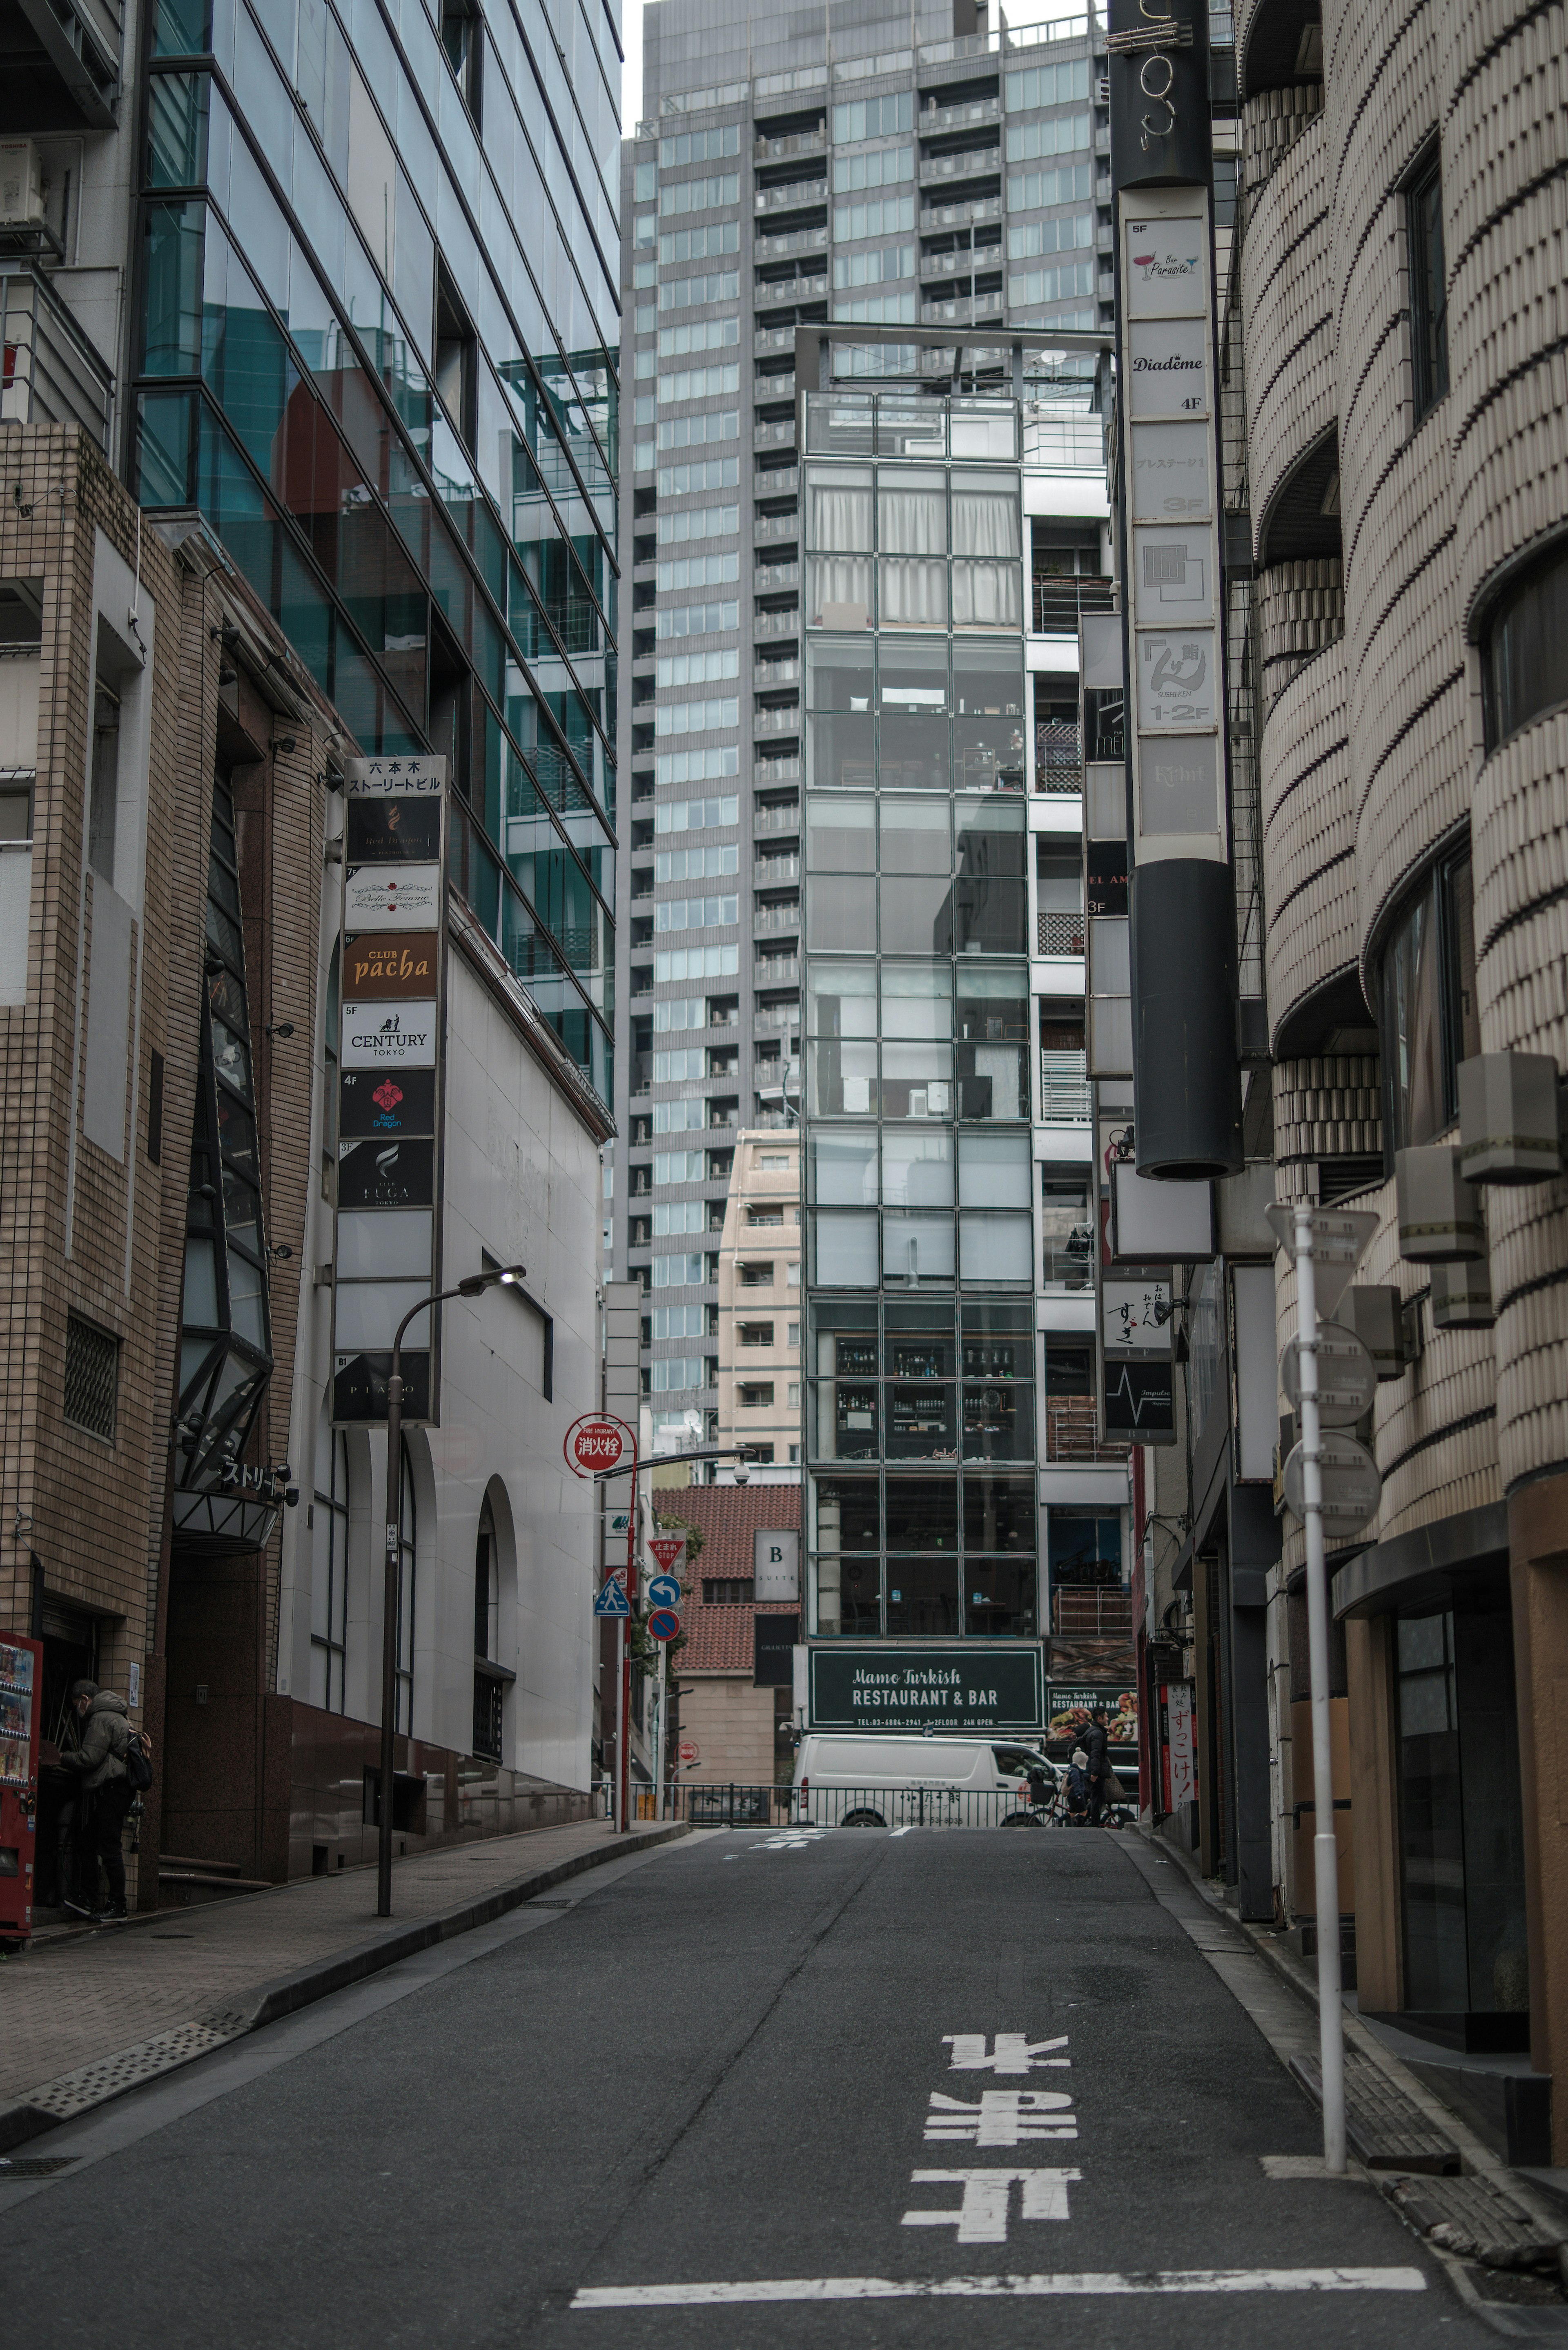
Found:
[1,1830,1486,2346]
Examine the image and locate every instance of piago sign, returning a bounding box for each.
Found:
[808,1647,1044,1734]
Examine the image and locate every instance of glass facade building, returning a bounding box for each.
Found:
[135,0,620,1104]
[800,386,1037,1640]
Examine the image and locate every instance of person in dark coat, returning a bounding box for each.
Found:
[1082,1706,1111,1824]
[56,1683,135,1921]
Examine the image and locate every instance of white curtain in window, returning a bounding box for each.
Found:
[807,555,873,624]
[952,561,1021,627]
[879,558,948,627]
[952,489,1021,558]
[806,479,873,552]
[878,481,946,553]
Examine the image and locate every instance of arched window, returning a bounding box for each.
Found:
[396,1438,417,1735]
[472,1496,503,1762]
[310,1402,349,1711]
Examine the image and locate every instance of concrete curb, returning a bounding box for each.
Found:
[0,1821,691,2157]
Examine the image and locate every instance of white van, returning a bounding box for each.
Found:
[793,1733,1054,1827]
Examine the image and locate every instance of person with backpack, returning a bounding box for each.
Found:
[56,1681,150,1922]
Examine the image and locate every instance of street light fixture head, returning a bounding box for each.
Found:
[457,1263,527,1298]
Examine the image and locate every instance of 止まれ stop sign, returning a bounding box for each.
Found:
[646,1606,681,1642]
[564,1416,626,1475]
[647,1534,686,1573]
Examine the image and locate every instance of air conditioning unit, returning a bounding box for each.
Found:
[0,140,45,231]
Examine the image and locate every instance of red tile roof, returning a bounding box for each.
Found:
[652,1483,800,1675]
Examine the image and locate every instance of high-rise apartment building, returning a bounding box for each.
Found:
[612,0,1116,1507]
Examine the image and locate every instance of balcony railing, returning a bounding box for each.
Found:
[1032,576,1116,632]
[0,265,113,449]
[755,176,829,213]
[755,127,825,162]
[1051,1589,1134,1635]
[754,800,800,834]
[753,466,799,499]
[1044,1398,1130,1465]
[920,246,1001,281]
[1038,911,1086,957]
[754,561,800,592]
[754,756,802,787]
[755,955,801,985]
[753,709,800,742]
[753,225,829,261]
[754,658,800,691]
[755,324,796,356]
[921,195,1002,230]
[921,94,1000,131]
[754,852,800,885]
[754,1001,799,1029]
[919,147,1000,184]
[1040,1049,1092,1124]
[756,372,796,405]
[755,419,797,450]
[920,291,1003,325]
[1035,717,1083,792]
[754,904,801,935]
[755,611,800,642]
[755,275,827,309]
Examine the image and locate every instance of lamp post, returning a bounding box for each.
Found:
[377,1262,525,1918]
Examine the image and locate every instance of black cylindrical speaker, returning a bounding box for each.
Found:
[1131,858,1243,1178]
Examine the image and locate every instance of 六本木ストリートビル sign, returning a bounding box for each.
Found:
[808,1647,1044,1733]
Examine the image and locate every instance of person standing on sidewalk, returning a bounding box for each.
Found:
[57,1683,136,1921]
[1082,1705,1111,1826]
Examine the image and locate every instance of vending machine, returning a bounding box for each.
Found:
[0,1634,40,1941]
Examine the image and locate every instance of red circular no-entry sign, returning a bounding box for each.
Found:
[679,1740,700,1766]
[564,1416,627,1475]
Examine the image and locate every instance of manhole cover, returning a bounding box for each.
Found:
[0,2156,80,2177]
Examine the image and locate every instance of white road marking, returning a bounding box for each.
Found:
[924,2091,1077,2145]
[944,2033,1069,2073]
[571,2267,1428,2308]
[889,1826,914,1837]
[902,2167,1081,2241]
[748,1830,830,1851]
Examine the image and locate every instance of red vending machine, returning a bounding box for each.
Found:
[0,1634,40,1941]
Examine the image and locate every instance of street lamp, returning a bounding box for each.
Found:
[376,1262,525,1917]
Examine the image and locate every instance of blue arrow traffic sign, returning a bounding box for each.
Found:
[593,1579,631,1618]
[646,1573,683,1609]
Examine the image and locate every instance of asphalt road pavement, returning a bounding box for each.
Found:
[2,1826,1492,2346]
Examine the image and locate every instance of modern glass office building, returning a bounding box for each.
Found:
[135,0,619,1101]
[800,384,1038,1641]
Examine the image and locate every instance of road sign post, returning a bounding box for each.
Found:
[1267,1202,1377,2179]
[565,1413,638,1835]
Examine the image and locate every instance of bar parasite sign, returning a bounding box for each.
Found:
[332,755,448,1425]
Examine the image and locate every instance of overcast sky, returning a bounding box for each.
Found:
[618,0,1091,136]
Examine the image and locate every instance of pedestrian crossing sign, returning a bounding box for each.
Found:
[593,1579,631,1618]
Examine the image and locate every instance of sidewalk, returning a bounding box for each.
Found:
[1,1817,688,2152]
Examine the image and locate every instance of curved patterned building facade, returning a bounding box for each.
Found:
[1240,0,1568,2149]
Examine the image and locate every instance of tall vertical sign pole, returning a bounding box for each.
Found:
[1294,1205,1345,2173]
[1107,0,1242,1180]
[614,1616,625,1827]
[622,1439,638,1834]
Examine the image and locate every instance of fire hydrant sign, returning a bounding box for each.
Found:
[565,1416,626,1475]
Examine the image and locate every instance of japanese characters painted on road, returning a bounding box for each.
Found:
[943,2033,1070,2072]
[646,1573,683,1610]
[646,1605,682,1642]
[902,2171,1082,2243]
[331,754,447,1427]
[925,2093,1077,2144]
[593,1579,631,1619]
[1281,1320,1376,1427]
[564,1416,627,1476]
[647,1534,687,1574]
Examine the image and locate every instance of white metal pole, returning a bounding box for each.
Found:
[1294,1203,1346,2174]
